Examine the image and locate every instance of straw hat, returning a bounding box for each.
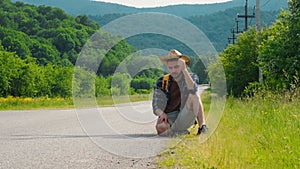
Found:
[160,49,190,66]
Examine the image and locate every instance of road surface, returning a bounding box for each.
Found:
[0,85,209,169]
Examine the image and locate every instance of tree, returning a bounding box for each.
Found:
[220,28,259,96]
[207,58,227,96]
[0,47,21,97]
[0,0,99,66]
[111,73,131,95]
[30,39,60,65]
[95,76,110,97]
[191,59,208,84]
[259,0,300,90]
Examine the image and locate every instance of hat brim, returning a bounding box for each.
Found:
[160,55,190,66]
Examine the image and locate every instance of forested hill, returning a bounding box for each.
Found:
[187,7,280,51]
[0,0,136,98]
[12,0,287,52]
[12,0,288,17]
[0,0,100,65]
[89,7,279,52]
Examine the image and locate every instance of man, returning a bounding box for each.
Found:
[152,49,207,136]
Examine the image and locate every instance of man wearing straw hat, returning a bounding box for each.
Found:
[152,49,207,136]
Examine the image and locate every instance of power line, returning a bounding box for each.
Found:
[249,6,256,26]
[261,0,272,9]
[227,0,257,46]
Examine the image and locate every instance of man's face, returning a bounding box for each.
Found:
[167,59,182,79]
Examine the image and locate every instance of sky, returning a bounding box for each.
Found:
[94,0,232,8]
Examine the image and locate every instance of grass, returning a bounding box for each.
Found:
[0,96,74,110]
[0,94,151,110]
[157,92,300,169]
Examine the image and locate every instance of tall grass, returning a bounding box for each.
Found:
[157,91,300,169]
[0,94,151,110]
[0,96,74,110]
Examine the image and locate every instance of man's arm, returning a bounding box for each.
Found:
[152,77,168,115]
[182,69,195,90]
[179,58,198,92]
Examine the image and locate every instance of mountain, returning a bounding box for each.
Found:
[10,0,288,52]
[11,0,288,18]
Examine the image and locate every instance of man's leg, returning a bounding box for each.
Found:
[186,93,207,135]
[170,94,206,135]
[170,94,200,133]
[188,93,206,127]
[170,106,195,134]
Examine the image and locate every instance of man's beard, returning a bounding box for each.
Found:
[171,72,183,81]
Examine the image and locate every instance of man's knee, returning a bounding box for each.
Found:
[156,121,171,135]
[186,93,200,109]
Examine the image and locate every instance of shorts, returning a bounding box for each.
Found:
[167,106,196,133]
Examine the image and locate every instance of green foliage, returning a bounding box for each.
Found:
[45,64,73,98]
[259,0,300,91]
[73,67,96,98]
[0,97,74,110]
[214,28,259,97]
[97,40,134,76]
[0,0,99,65]
[95,76,111,97]
[191,58,208,84]
[111,72,131,96]
[0,47,73,98]
[207,59,227,96]
[0,27,32,59]
[130,77,156,93]
[207,0,299,97]
[0,1,141,98]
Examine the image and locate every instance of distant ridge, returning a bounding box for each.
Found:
[11,0,288,17]
[90,0,233,8]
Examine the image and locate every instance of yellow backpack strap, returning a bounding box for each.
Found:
[162,74,170,91]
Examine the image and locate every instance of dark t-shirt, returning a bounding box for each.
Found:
[152,73,199,115]
[164,79,181,113]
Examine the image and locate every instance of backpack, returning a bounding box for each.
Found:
[162,74,171,91]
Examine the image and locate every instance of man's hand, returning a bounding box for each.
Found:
[158,112,168,123]
[178,58,195,90]
[155,109,168,122]
[178,58,187,72]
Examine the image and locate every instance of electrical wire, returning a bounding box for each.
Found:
[249,5,256,26]
[261,0,272,10]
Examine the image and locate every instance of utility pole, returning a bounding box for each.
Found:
[228,18,242,45]
[228,28,236,44]
[256,0,263,83]
[256,0,261,31]
[235,18,243,35]
[238,0,255,31]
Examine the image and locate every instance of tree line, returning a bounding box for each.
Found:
[0,0,183,98]
[2,0,297,99]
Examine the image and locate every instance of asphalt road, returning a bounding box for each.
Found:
[0,85,209,169]
[0,101,169,169]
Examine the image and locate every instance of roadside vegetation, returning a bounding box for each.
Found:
[0,94,150,110]
[158,89,300,169]
[158,0,300,168]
